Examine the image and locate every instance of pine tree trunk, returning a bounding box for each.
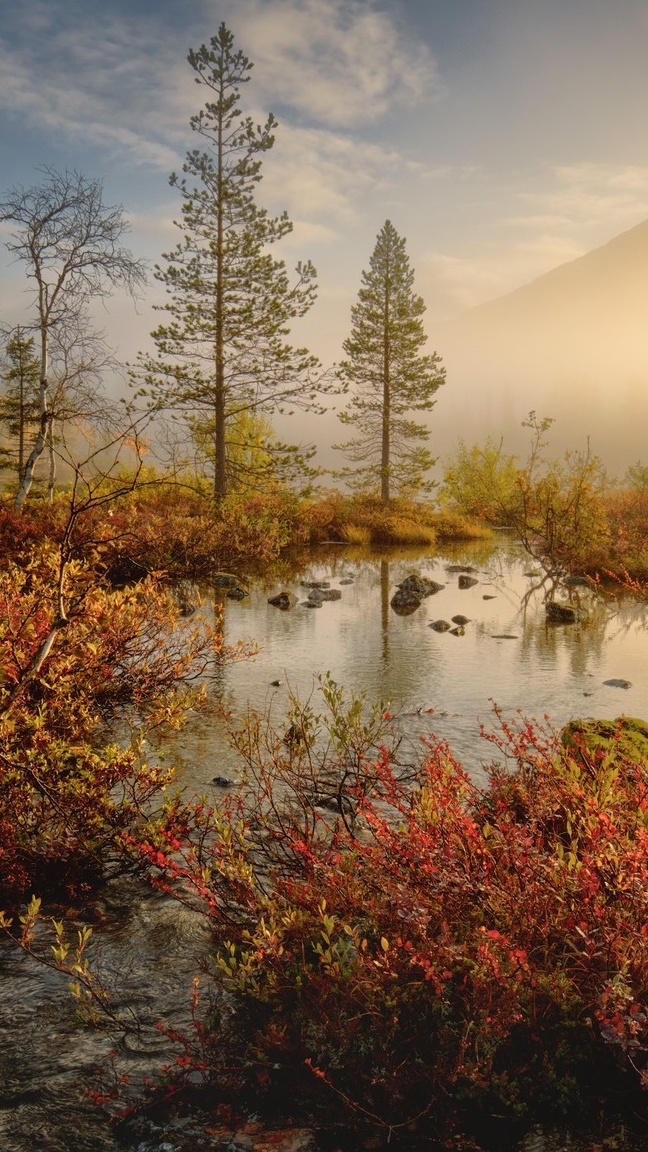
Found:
[381,284,391,503]
[213,83,227,503]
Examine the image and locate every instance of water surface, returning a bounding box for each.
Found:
[167,536,648,789]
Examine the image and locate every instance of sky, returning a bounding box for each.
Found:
[2,0,648,463]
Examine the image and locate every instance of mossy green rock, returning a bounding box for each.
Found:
[561,716,648,766]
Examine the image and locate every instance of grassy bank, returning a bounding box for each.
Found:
[0,486,490,584]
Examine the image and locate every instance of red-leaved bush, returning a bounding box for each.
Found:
[121,684,648,1141]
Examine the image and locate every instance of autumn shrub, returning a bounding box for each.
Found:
[430,508,493,541]
[88,484,307,580]
[604,487,648,578]
[0,543,240,909]
[0,495,68,563]
[297,488,347,543]
[116,686,648,1142]
[441,418,613,582]
[440,436,522,524]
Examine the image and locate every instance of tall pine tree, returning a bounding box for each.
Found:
[335,220,445,501]
[138,24,324,501]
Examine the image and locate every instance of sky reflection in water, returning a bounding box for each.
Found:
[162,537,648,791]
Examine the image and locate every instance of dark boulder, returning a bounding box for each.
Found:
[213,573,239,588]
[398,574,445,597]
[391,574,445,614]
[451,614,470,625]
[308,587,342,603]
[390,590,422,614]
[546,602,577,624]
[268,591,298,610]
[227,586,248,600]
[429,619,452,632]
[458,574,479,589]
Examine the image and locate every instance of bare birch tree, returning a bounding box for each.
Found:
[0,168,146,509]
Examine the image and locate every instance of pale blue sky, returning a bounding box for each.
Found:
[2,0,648,372]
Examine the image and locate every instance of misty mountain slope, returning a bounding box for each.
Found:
[432,218,648,473]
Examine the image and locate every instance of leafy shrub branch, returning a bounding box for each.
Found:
[81,684,648,1142]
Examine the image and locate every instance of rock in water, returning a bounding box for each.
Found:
[397,574,445,597]
[391,573,444,614]
[268,591,298,610]
[546,602,577,623]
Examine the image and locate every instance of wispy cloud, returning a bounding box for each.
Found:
[0,0,440,223]
[224,0,442,128]
[0,2,194,171]
[262,124,403,226]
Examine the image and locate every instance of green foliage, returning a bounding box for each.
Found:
[0,329,40,482]
[624,460,648,490]
[440,435,521,523]
[441,415,610,583]
[335,220,445,502]
[189,408,317,497]
[136,23,325,501]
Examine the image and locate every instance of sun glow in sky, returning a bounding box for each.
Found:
[2,0,648,466]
